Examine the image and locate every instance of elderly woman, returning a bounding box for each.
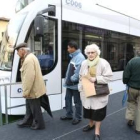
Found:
[78,44,113,140]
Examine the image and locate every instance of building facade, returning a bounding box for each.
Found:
[0,17,9,42]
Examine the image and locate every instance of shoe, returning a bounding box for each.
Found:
[83,125,95,132]
[30,125,45,130]
[127,120,134,127]
[60,116,73,120]
[94,134,101,140]
[72,119,81,125]
[135,130,140,134]
[17,121,31,128]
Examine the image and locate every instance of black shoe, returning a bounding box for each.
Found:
[17,121,31,128]
[94,134,101,140]
[83,125,95,132]
[72,119,81,125]
[60,116,73,120]
[135,130,140,134]
[127,120,134,127]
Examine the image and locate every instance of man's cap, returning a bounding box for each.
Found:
[14,43,27,50]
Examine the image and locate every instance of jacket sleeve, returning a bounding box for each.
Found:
[71,57,85,82]
[22,60,35,97]
[96,61,113,84]
[123,62,131,84]
[78,63,83,92]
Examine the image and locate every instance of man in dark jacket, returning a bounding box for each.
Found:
[123,51,140,134]
[60,41,85,125]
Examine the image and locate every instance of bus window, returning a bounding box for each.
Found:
[16,18,57,81]
[34,18,57,74]
[62,21,140,76]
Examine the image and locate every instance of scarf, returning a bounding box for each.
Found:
[87,55,100,77]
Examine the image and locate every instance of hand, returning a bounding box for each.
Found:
[23,95,29,98]
[23,95,27,98]
[89,77,96,83]
[78,84,83,92]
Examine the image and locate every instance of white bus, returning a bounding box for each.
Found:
[0,0,140,115]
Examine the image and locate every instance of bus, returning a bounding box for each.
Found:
[0,0,140,115]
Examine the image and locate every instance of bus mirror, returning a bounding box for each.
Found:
[34,15,44,37]
[48,5,56,16]
[37,5,56,16]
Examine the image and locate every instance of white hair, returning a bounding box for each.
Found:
[84,44,101,56]
[21,47,30,51]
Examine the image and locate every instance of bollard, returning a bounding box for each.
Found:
[4,85,8,124]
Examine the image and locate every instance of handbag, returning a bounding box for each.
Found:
[82,77,110,97]
[94,83,110,96]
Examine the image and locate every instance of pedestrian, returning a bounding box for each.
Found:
[60,40,85,125]
[16,42,46,130]
[78,44,113,140]
[123,50,140,134]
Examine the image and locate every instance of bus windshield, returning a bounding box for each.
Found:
[0,12,27,71]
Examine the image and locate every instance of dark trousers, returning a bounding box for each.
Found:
[65,88,82,120]
[23,98,45,129]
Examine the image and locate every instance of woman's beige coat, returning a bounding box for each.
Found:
[20,53,46,99]
[78,58,113,110]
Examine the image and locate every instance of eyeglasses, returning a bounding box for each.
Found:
[87,51,96,55]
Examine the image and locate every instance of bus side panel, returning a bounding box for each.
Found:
[130,18,140,36]
[62,0,129,35]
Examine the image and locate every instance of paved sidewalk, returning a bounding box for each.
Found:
[0,92,139,140]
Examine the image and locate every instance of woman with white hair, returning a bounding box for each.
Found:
[78,44,113,140]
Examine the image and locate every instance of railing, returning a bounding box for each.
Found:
[0,80,47,126]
